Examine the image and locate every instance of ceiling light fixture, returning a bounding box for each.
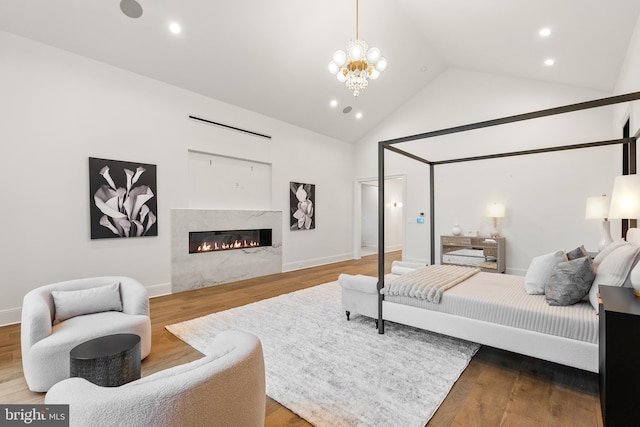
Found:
[544,58,555,66]
[169,22,181,34]
[327,0,387,97]
[539,27,551,37]
[330,100,338,107]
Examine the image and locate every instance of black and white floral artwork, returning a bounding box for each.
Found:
[89,157,158,239]
[290,182,315,230]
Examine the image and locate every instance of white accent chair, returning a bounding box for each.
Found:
[21,276,151,392]
[45,330,266,427]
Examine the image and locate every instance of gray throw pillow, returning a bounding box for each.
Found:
[545,257,595,306]
[566,245,588,260]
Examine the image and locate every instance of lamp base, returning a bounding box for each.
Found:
[599,220,614,251]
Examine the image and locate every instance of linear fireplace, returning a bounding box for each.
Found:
[172,209,282,293]
[189,229,272,254]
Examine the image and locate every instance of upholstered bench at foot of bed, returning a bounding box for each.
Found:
[339,261,426,328]
[338,274,379,327]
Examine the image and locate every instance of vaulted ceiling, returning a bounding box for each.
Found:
[1,0,639,143]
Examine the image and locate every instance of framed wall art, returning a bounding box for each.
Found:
[89,157,158,239]
[290,181,315,230]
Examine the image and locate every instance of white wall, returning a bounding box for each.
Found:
[0,31,354,324]
[354,68,620,273]
[187,151,272,210]
[614,13,640,137]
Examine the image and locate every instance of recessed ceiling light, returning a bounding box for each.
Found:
[356,112,363,119]
[330,100,338,108]
[539,27,551,37]
[169,22,181,34]
[544,58,555,66]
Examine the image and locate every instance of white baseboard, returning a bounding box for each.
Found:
[147,282,172,298]
[0,307,21,327]
[282,253,352,272]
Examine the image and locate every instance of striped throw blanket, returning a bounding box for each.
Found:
[381,264,480,303]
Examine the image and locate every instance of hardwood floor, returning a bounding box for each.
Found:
[0,252,602,426]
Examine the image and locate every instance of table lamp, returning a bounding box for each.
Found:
[609,175,640,220]
[609,174,640,296]
[585,194,612,251]
[486,202,505,238]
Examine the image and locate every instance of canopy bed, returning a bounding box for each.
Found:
[373,91,640,372]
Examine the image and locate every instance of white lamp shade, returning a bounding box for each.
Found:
[585,195,610,219]
[608,175,640,219]
[486,202,506,218]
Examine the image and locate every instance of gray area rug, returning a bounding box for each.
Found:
[165,281,479,427]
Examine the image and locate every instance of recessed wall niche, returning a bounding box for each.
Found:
[188,151,272,210]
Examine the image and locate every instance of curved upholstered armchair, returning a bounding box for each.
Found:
[45,330,266,427]
[21,276,151,392]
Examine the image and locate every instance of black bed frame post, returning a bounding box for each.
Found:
[377,142,385,334]
[430,164,435,265]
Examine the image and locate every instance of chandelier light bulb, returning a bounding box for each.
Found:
[375,57,388,72]
[336,72,348,83]
[366,47,381,64]
[349,43,364,60]
[369,68,380,80]
[333,50,347,67]
[328,61,339,75]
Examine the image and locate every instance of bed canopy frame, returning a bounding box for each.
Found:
[376,91,640,334]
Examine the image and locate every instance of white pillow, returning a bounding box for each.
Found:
[589,245,640,312]
[524,250,566,295]
[51,282,123,324]
[593,239,629,271]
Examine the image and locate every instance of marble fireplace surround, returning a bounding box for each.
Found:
[171,209,282,293]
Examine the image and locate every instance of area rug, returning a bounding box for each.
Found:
[165,281,479,427]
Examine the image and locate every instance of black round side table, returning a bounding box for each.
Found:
[70,333,141,387]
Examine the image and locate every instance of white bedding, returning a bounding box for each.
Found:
[384,271,598,344]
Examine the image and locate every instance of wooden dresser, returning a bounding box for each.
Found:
[440,235,505,273]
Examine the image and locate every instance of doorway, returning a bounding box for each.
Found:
[354,175,405,259]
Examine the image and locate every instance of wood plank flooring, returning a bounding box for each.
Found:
[0,252,602,426]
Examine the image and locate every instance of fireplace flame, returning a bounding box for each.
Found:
[197,239,259,252]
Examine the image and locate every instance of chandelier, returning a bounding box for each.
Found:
[327,0,387,97]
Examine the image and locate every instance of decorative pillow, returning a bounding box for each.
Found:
[545,257,595,306]
[588,244,640,312]
[593,239,629,270]
[566,245,588,260]
[52,282,123,324]
[524,250,566,295]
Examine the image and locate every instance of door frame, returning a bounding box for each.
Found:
[353,174,406,259]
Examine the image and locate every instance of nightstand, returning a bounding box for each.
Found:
[598,285,640,426]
